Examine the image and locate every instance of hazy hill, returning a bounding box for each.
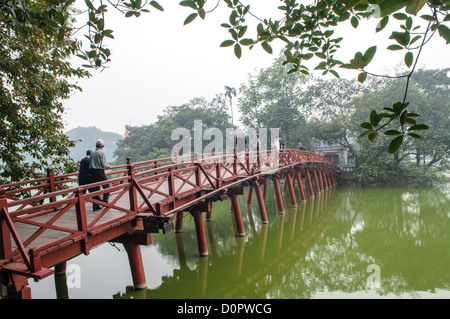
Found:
[66,126,123,163]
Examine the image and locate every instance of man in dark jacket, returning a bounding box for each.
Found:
[79,150,93,191]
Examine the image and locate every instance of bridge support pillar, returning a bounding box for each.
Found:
[192,209,209,257]
[246,186,253,207]
[312,169,321,195]
[123,240,147,290]
[323,170,329,190]
[262,179,267,201]
[272,176,285,215]
[295,171,306,202]
[318,169,324,192]
[305,170,315,198]
[175,211,183,232]
[254,182,268,224]
[285,173,297,207]
[230,194,246,237]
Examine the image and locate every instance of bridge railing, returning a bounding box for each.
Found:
[0,149,339,277]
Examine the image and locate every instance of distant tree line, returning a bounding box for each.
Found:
[113,59,449,186]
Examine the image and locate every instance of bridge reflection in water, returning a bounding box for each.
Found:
[110,186,339,299]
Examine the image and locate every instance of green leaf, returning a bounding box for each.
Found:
[239,38,254,46]
[389,135,404,153]
[350,52,365,69]
[393,13,408,20]
[351,16,359,28]
[261,42,273,54]
[340,63,359,69]
[390,31,409,46]
[387,44,403,51]
[438,24,450,44]
[103,29,114,39]
[358,72,367,83]
[384,130,402,136]
[329,70,340,78]
[363,46,377,65]
[220,39,235,47]
[369,110,381,126]
[404,51,414,67]
[184,13,198,25]
[420,14,437,21]
[238,25,248,38]
[408,124,429,131]
[85,0,95,10]
[407,133,422,139]
[368,132,378,141]
[234,43,242,59]
[376,16,389,32]
[198,8,206,19]
[179,1,197,10]
[150,1,164,11]
[360,122,373,130]
[405,0,427,15]
[358,130,374,139]
[380,0,409,16]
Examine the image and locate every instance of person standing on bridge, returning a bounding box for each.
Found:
[89,139,111,211]
[79,150,94,194]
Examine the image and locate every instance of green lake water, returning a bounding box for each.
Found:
[29,183,450,299]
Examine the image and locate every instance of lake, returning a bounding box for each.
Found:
[29,182,450,299]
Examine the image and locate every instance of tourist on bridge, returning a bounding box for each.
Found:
[298,142,305,151]
[89,139,111,211]
[279,137,285,150]
[79,150,94,194]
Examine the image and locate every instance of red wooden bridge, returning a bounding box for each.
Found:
[0,149,340,298]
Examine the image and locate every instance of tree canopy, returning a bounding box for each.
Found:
[0,0,89,182]
[113,95,232,164]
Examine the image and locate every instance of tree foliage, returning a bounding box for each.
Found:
[238,61,449,185]
[238,57,307,145]
[179,0,450,151]
[113,95,232,164]
[0,0,90,183]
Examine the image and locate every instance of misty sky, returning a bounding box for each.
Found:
[63,1,450,135]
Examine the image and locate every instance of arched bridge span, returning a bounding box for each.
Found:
[0,149,340,298]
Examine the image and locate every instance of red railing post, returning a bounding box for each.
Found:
[194,153,201,187]
[75,188,89,255]
[127,157,138,212]
[0,189,12,262]
[47,167,56,203]
[215,161,221,189]
[233,149,238,175]
[168,166,175,210]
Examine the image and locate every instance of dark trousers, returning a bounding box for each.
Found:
[79,176,96,194]
[90,169,110,205]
